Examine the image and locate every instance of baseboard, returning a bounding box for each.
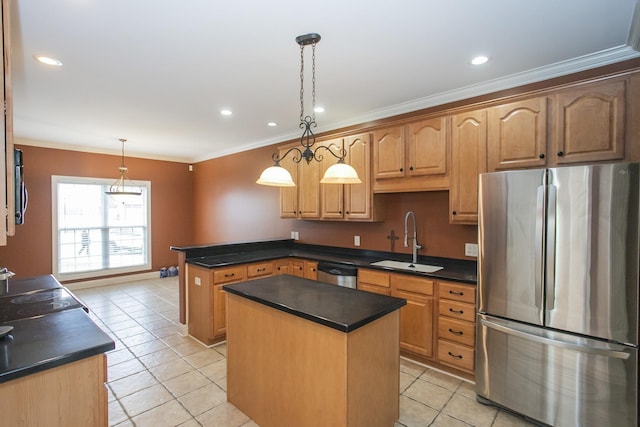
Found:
[65,271,164,290]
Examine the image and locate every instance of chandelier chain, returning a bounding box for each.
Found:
[299,43,305,123]
[311,43,316,122]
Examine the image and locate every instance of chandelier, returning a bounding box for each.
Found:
[256,33,361,187]
[105,138,142,196]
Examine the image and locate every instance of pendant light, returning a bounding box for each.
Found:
[105,138,142,196]
[256,33,361,187]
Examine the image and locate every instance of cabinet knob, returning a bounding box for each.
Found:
[452,211,457,216]
[409,166,414,171]
[539,153,545,159]
[346,211,350,215]
[399,168,403,172]
[557,151,564,157]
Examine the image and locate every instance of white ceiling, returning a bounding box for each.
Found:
[11,0,640,163]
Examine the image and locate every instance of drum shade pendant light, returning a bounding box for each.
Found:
[105,138,142,196]
[256,33,361,187]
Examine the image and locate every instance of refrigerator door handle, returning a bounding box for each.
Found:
[534,185,545,312]
[479,316,631,359]
[545,183,557,311]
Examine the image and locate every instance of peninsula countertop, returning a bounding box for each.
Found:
[223,275,407,332]
[0,275,115,383]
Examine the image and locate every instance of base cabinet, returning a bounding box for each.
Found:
[436,281,476,375]
[0,355,108,426]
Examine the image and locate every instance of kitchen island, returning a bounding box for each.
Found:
[224,275,406,427]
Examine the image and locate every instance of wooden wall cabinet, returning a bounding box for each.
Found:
[436,281,476,374]
[550,78,626,165]
[450,108,487,224]
[487,97,548,171]
[0,0,13,246]
[320,133,382,221]
[372,117,449,193]
[279,144,321,219]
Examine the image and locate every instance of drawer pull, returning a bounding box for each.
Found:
[449,290,464,296]
[224,273,235,277]
[448,351,463,359]
[449,308,464,315]
[257,268,266,272]
[448,328,463,336]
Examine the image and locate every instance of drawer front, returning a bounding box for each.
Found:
[391,274,434,296]
[213,266,246,284]
[247,262,273,278]
[358,282,391,296]
[439,282,475,304]
[438,340,474,372]
[358,269,390,287]
[439,300,475,322]
[438,317,475,347]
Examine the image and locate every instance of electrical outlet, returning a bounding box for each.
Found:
[294,231,299,240]
[194,276,201,286]
[354,236,361,246]
[465,243,478,257]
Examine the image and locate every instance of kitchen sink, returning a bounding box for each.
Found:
[370,260,443,273]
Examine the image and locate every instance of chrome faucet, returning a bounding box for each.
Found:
[404,211,422,265]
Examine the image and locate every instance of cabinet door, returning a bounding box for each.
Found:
[373,126,405,179]
[290,260,305,277]
[212,284,226,338]
[450,109,487,224]
[407,117,447,177]
[552,79,625,164]
[344,133,371,220]
[394,289,434,358]
[273,259,291,275]
[303,260,318,280]
[487,97,547,171]
[320,138,344,219]
[297,156,320,218]
[279,146,298,218]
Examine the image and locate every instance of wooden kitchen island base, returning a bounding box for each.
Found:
[225,276,404,427]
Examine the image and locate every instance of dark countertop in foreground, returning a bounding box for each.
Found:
[174,239,477,284]
[0,275,115,383]
[223,275,407,332]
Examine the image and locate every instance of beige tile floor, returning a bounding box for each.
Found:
[74,277,538,427]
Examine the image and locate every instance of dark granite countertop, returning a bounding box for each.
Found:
[223,275,407,333]
[178,239,477,284]
[0,276,115,383]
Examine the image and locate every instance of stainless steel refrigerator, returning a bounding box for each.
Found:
[476,162,639,427]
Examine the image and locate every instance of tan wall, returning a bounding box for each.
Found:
[0,144,193,279]
[191,146,477,260]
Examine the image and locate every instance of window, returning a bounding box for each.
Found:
[52,175,151,280]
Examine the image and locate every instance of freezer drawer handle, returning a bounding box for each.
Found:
[448,290,464,296]
[447,352,463,359]
[449,308,464,315]
[448,328,463,336]
[480,317,631,359]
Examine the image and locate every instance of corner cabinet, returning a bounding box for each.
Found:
[0,0,13,246]
[372,117,449,193]
[450,108,487,224]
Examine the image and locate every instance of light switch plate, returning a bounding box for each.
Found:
[465,243,478,257]
[354,236,361,246]
[195,276,201,286]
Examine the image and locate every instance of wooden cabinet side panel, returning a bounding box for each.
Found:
[553,79,626,164]
[187,265,214,344]
[3,0,12,239]
[373,126,405,179]
[408,117,448,176]
[487,97,547,171]
[0,355,108,426]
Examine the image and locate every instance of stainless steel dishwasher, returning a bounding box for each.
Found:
[317,262,357,289]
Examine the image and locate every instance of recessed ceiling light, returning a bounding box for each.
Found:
[471,56,489,65]
[220,109,232,116]
[34,55,63,67]
[267,122,277,127]
[313,106,325,113]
